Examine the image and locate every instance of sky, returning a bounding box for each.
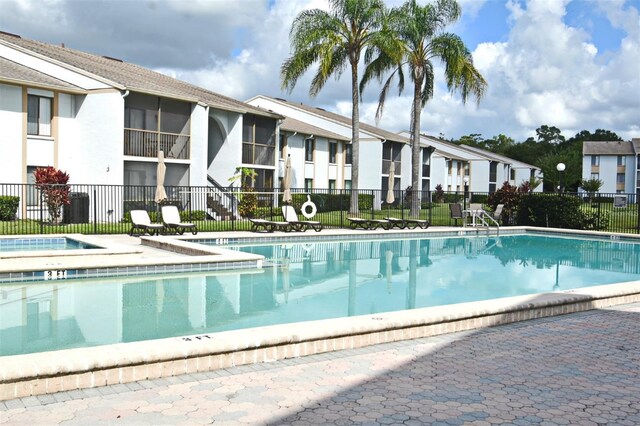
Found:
[1,0,639,142]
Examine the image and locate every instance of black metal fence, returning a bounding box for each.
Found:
[0,183,638,235]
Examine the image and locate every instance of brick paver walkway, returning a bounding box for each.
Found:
[2,303,639,425]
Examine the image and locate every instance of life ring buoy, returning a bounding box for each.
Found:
[301,195,317,219]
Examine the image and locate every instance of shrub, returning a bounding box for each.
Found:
[34,167,70,224]
[289,193,374,213]
[470,194,488,204]
[487,182,519,223]
[238,187,258,218]
[434,184,445,202]
[516,194,584,229]
[443,193,463,203]
[183,210,206,221]
[0,196,19,221]
[580,208,610,231]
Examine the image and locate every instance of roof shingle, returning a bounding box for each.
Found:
[0,31,278,118]
[583,141,635,155]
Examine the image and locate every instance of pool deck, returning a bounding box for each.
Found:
[2,227,640,407]
[2,301,639,424]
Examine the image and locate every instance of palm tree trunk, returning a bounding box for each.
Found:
[410,79,422,218]
[350,62,360,215]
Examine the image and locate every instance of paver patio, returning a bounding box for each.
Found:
[1,302,639,425]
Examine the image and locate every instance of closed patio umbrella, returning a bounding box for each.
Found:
[282,154,292,204]
[155,150,167,204]
[386,162,395,216]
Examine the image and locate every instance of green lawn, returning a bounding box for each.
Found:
[0,202,637,235]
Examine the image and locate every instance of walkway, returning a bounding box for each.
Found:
[2,302,639,425]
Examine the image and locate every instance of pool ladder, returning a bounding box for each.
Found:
[471,210,500,236]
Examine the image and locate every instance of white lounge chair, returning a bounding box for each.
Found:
[129,210,164,236]
[161,205,198,235]
[282,205,323,232]
[248,218,291,233]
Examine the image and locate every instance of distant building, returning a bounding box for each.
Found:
[401,133,543,194]
[582,139,640,194]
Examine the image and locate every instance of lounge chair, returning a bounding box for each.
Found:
[129,210,164,236]
[248,218,291,233]
[282,206,323,232]
[492,204,504,222]
[347,217,391,230]
[384,217,430,230]
[161,205,198,235]
[449,203,465,226]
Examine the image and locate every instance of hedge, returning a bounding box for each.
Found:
[516,194,609,230]
[289,193,374,212]
[0,196,20,221]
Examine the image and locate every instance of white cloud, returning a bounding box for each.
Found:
[0,0,637,141]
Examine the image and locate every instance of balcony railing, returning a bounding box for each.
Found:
[124,129,190,159]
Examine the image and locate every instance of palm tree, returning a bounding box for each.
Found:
[281,0,398,214]
[361,0,487,217]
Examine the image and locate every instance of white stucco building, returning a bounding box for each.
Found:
[247,96,411,198]
[0,31,280,219]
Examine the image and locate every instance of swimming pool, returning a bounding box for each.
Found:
[2,232,639,357]
[0,236,99,252]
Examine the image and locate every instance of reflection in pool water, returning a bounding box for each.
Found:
[1,234,639,356]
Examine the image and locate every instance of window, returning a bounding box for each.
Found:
[26,166,39,206]
[422,149,432,179]
[329,142,337,164]
[125,107,146,130]
[421,178,430,192]
[344,180,351,190]
[242,114,276,166]
[489,162,497,183]
[344,144,352,165]
[27,95,52,136]
[242,115,255,143]
[617,156,626,166]
[489,183,496,193]
[329,179,336,192]
[510,169,516,180]
[617,173,625,184]
[305,178,313,191]
[305,138,315,162]
[591,173,600,180]
[591,155,600,167]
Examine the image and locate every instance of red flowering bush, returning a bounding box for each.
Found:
[34,166,70,223]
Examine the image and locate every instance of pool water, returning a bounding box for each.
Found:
[1,233,639,356]
[0,237,98,252]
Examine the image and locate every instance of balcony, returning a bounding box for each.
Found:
[243,143,275,166]
[124,129,190,160]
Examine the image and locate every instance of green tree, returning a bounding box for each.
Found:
[580,177,603,198]
[281,0,394,214]
[536,125,565,144]
[457,133,484,148]
[484,134,515,154]
[361,0,486,217]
